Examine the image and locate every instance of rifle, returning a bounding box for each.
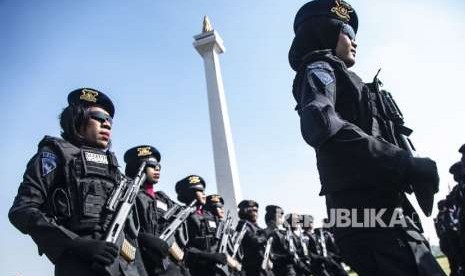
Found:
[317,228,327,258]
[216,212,240,274]
[231,221,248,258]
[162,204,181,221]
[298,227,311,267]
[261,236,274,271]
[157,200,196,266]
[96,161,147,274]
[285,225,300,264]
[372,70,434,216]
[159,200,196,241]
[105,161,146,245]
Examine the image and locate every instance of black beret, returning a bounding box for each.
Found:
[449,161,463,176]
[286,213,302,226]
[238,200,259,210]
[67,88,115,117]
[302,214,314,223]
[206,194,224,208]
[124,145,161,167]
[265,205,284,215]
[293,0,358,34]
[459,144,465,154]
[175,175,206,196]
[437,200,446,209]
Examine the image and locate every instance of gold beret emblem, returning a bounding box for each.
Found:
[137,147,152,157]
[80,89,99,103]
[331,0,353,23]
[211,195,221,203]
[188,176,201,184]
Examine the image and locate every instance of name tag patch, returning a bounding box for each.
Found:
[84,151,108,164]
[156,200,168,211]
[208,220,217,228]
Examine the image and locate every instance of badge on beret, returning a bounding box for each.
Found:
[137,147,152,157]
[211,195,221,203]
[80,89,99,103]
[188,176,201,184]
[41,152,57,176]
[331,0,353,22]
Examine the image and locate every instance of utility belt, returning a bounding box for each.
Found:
[191,235,217,251]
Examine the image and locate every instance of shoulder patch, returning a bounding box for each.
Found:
[307,61,333,71]
[41,152,57,176]
[312,70,334,86]
[307,61,335,87]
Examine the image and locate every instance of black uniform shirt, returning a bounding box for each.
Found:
[9,142,78,263]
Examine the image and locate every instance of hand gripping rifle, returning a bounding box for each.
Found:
[372,69,434,216]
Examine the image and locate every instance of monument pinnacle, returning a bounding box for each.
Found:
[202,16,213,33]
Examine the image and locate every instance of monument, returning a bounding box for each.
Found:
[193,16,242,219]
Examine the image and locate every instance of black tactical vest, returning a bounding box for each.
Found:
[39,136,121,236]
[187,210,218,252]
[298,50,402,147]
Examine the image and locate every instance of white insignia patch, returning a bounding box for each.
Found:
[156,200,168,211]
[84,152,108,164]
[208,220,217,228]
[41,152,57,176]
[312,69,334,86]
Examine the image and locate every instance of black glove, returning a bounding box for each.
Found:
[194,251,227,265]
[205,252,227,265]
[406,157,440,216]
[138,232,169,258]
[184,248,227,265]
[69,237,119,266]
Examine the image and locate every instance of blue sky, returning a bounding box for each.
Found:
[1,0,465,275]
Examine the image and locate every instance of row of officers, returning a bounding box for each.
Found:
[8,88,347,276]
[434,145,465,276]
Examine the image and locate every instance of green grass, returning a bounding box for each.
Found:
[347,256,450,276]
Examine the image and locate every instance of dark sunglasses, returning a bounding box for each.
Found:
[89,111,113,125]
[147,163,161,170]
[245,207,258,213]
[341,23,356,41]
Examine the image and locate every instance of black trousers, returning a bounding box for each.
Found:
[336,230,445,276]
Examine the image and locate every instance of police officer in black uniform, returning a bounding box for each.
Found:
[285,213,312,276]
[321,226,348,276]
[301,216,331,276]
[175,175,228,276]
[289,0,444,275]
[264,205,296,276]
[434,199,461,276]
[448,160,465,275]
[9,88,144,276]
[205,194,242,275]
[236,200,273,276]
[205,194,226,220]
[124,145,188,276]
